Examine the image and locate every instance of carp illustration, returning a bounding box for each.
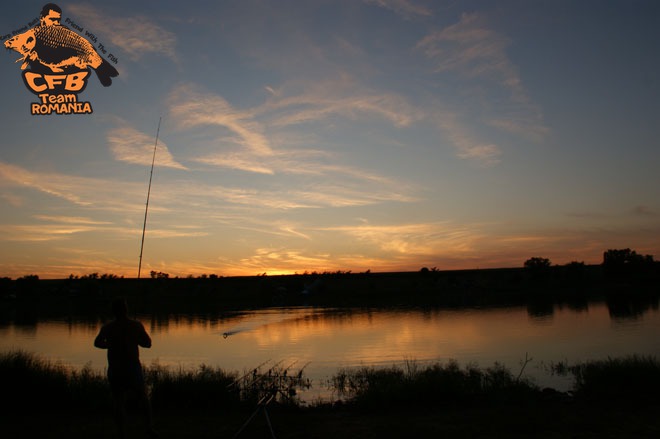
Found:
[5,24,118,87]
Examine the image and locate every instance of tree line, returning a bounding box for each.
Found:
[524,248,657,276]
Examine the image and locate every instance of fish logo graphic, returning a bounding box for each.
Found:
[4,3,119,115]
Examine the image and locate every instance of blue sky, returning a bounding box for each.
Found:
[1,0,658,278]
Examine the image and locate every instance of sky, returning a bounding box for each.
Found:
[1,0,659,279]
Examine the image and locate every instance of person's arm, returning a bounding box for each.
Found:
[137,321,152,348]
[94,326,108,349]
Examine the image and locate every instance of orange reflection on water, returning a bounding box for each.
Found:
[2,304,659,396]
[212,306,586,369]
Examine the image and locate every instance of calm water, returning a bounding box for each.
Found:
[2,303,659,401]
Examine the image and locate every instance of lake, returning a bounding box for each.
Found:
[2,302,659,402]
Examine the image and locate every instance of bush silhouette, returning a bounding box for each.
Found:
[602,248,655,277]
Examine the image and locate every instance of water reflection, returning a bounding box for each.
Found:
[606,295,659,320]
[526,301,555,320]
[1,303,659,398]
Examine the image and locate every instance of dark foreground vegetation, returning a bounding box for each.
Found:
[1,351,659,438]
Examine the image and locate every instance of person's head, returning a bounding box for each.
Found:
[111,298,128,319]
[40,3,62,26]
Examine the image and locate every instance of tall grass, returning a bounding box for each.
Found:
[552,355,660,403]
[0,351,240,413]
[331,359,539,409]
[4,351,660,413]
[145,362,240,409]
[0,350,110,412]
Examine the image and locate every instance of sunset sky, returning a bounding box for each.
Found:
[1,0,658,279]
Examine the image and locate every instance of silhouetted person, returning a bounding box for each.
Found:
[94,298,157,438]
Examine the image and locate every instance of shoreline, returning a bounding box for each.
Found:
[2,265,659,319]
[2,351,659,438]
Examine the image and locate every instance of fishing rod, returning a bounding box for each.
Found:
[280,360,298,376]
[231,360,311,439]
[295,361,311,379]
[137,117,161,279]
[242,360,286,389]
[227,359,273,389]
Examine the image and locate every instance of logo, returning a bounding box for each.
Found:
[3,3,118,115]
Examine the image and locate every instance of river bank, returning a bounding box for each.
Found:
[2,265,659,323]
[0,352,660,438]
[1,351,659,438]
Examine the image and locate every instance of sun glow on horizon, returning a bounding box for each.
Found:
[1,1,658,279]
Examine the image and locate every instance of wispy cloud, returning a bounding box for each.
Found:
[163,178,412,211]
[168,79,419,158]
[227,248,407,276]
[169,84,273,156]
[0,156,410,219]
[1,215,113,242]
[418,12,547,147]
[632,205,655,216]
[68,3,177,62]
[268,93,417,128]
[261,78,421,129]
[363,0,433,20]
[1,224,98,242]
[108,124,187,170]
[487,117,548,143]
[0,162,92,206]
[166,82,417,206]
[417,13,518,87]
[194,153,274,175]
[0,193,24,207]
[226,220,587,276]
[327,221,481,256]
[433,109,501,166]
[0,161,144,212]
[0,172,211,244]
[86,161,415,238]
[33,215,112,225]
[139,228,208,239]
[237,247,333,275]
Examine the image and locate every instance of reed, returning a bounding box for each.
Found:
[0,350,110,412]
[331,360,538,408]
[4,351,660,413]
[146,362,240,409]
[0,351,240,413]
[552,355,660,403]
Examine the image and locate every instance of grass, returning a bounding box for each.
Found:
[1,352,531,413]
[2,351,660,438]
[552,355,660,403]
[0,350,112,412]
[332,359,540,409]
[146,362,240,410]
[0,351,244,413]
[4,351,660,412]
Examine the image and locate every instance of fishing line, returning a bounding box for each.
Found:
[137,117,161,279]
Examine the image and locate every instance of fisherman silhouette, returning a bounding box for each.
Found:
[94,298,158,438]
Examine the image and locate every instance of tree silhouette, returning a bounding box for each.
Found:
[524,257,551,270]
[603,248,654,277]
[524,257,552,280]
[150,270,170,279]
